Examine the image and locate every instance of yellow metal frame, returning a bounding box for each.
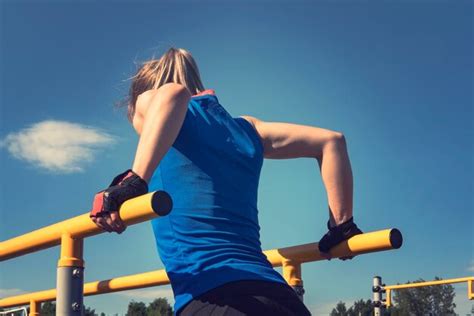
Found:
[0,190,403,315]
[384,276,474,307]
[0,191,164,261]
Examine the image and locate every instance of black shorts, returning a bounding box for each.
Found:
[178,279,312,316]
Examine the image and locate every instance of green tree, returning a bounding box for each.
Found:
[392,277,456,315]
[41,301,56,315]
[100,312,106,316]
[126,300,147,316]
[84,305,98,316]
[146,297,173,316]
[384,306,400,316]
[331,301,348,316]
[429,277,456,315]
[39,301,97,316]
[348,299,373,316]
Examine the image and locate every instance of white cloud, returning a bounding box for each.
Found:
[0,120,116,173]
[0,288,27,298]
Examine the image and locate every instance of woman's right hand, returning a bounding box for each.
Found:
[317,217,363,261]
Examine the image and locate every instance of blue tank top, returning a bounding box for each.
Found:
[148,89,288,315]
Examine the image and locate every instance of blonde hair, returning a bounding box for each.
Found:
[118,47,205,122]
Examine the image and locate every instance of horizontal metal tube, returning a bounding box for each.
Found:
[0,191,172,261]
[384,276,474,290]
[265,228,402,266]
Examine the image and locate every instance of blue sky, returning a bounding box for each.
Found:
[0,0,472,315]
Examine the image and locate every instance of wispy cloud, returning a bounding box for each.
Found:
[0,120,116,173]
[0,288,27,298]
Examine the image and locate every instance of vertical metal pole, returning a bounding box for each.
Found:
[468,279,473,299]
[56,233,84,316]
[282,260,305,302]
[29,300,41,316]
[386,289,391,307]
[373,276,385,316]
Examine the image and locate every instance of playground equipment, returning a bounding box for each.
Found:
[372,275,474,315]
[0,190,173,316]
[0,190,403,315]
[0,307,27,316]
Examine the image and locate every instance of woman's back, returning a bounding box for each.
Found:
[148,89,287,314]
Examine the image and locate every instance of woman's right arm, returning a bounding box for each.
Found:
[241,115,362,259]
[240,115,344,158]
[240,115,353,227]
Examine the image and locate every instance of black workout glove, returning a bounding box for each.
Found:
[318,217,363,260]
[89,169,149,219]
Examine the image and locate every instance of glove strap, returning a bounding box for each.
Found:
[327,216,354,230]
[108,169,148,192]
[109,169,134,187]
[318,216,360,253]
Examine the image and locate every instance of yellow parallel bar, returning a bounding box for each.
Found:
[0,228,402,308]
[264,228,402,266]
[384,277,474,290]
[0,269,171,308]
[0,191,172,261]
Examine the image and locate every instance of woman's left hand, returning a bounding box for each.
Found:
[92,210,126,233]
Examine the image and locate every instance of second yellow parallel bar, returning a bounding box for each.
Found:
[384,277,474,290]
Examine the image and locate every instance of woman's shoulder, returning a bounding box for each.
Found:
[136,84,191,115]
[237,115,258,129]
[133,83,191,135]
[137,83,190,105]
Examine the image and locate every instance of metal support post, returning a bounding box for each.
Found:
[282,260,305,302]
[373,276,385,316]
[56,233,84,316]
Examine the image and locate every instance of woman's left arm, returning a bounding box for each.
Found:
[89,83,191,233]
[131,83,191,183]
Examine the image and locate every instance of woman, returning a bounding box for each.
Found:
[89,47,363,316]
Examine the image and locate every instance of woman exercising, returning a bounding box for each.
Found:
[89,47,363,316]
